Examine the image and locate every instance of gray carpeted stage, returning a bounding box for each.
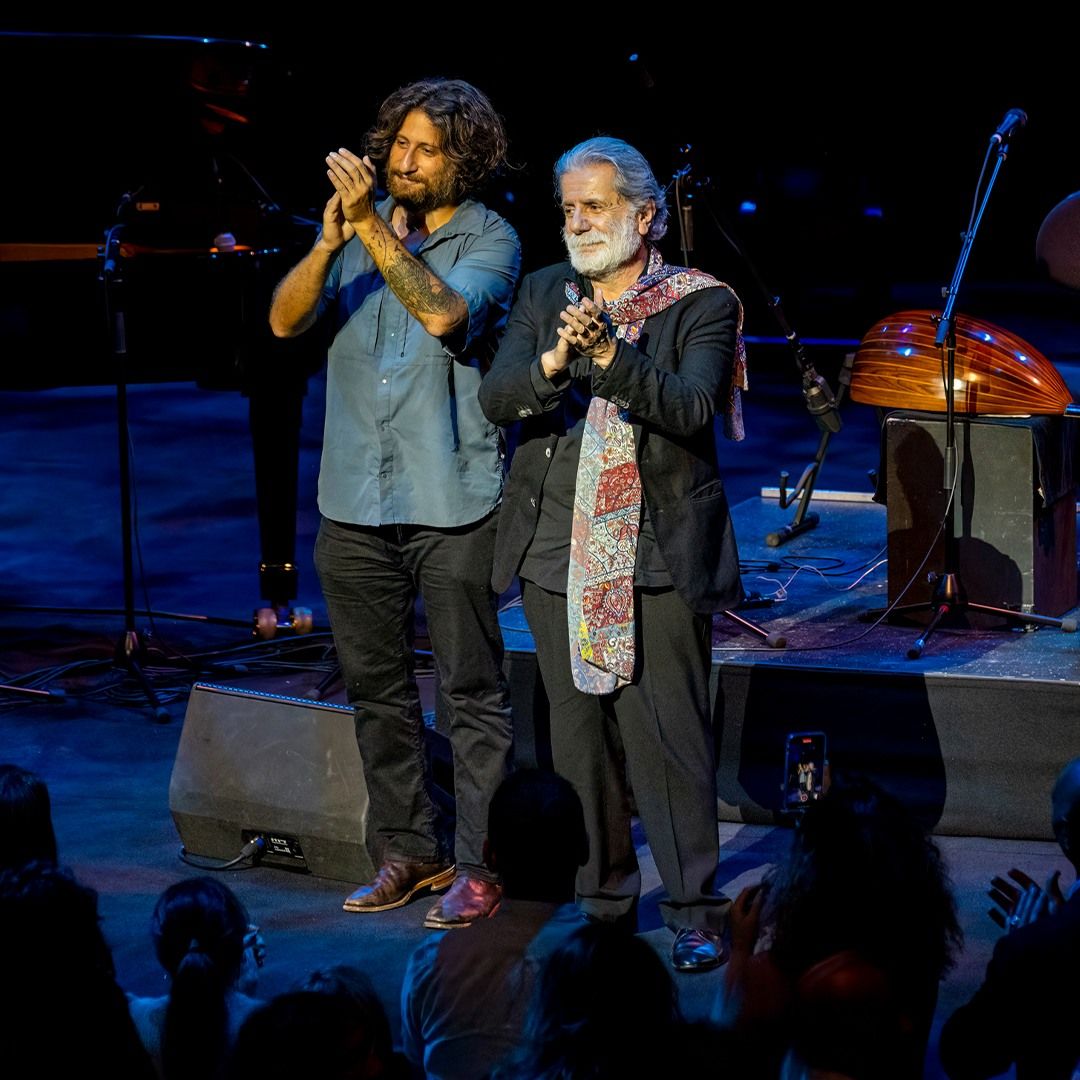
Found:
[3,359,1079,1076]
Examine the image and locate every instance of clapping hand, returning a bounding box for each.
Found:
[556,291,616,367]
[730,882,768,958]
[988,867,1065,932]
[237,923,266,996]
[318,147,378,251]
[326,148,378,227]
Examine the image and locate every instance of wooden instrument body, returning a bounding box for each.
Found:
[850,309,1074,415]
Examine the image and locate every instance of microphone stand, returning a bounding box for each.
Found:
[889,116,1074,657]
[689,176,845,546]
[99,211,171,722]
[765,319,852,548]
[673,165,785,649]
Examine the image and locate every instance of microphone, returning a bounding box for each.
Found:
[672,155,695,259]
[802,370,842,433]
[100,225,124,281]
[680,199,695,255]
[991,108,1027,144]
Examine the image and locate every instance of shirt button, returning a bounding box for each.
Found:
[529,497,537,507]
[545,447,552,458]
[382,378,388,384]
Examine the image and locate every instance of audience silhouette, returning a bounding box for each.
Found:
[401,768,588,1079]
[720,774,962,1079]
[229,989,394,1080]
[127,877,262,1079]
[940,755,1080,1079]
[494,919,682,1079]
[0,763,58,870]
[0,860,155,1078]
[11,753,1080,1077]
[294,964,411,1078]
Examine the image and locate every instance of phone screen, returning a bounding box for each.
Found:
[782,731,827,812]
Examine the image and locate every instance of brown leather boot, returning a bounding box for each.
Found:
[342,860,455,913]
[423,873,502,929]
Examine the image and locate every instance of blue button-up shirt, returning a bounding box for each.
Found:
[317,197,521,527]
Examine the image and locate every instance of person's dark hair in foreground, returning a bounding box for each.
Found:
[766,774,961,989]
[295,964,410,1077]
[0,860,155,1078]
[230,990,393,1080]
[151,876,252,1080]
[726,774,962,1079]
[485,766,588,901]
[0,762,58,869]
[494,920,681,1079]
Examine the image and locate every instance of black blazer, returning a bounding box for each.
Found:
[479,261,744,614]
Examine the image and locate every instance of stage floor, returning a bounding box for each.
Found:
[714,494,1080,842]
[3,375,1079,1077]
[498,491,1080,842]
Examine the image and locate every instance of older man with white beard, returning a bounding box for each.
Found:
[478,137,747,972]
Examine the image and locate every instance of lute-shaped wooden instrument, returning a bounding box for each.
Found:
[850,309,1078,416]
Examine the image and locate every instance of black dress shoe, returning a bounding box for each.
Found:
[342,860,455,913]
[671,927,728,972]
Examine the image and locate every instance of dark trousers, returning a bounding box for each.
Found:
[521,580,728,931]
[315,513,513,878]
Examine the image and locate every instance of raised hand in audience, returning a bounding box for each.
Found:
[729,882,767,960]
[988,867,1065,931]
[237,922,267,996]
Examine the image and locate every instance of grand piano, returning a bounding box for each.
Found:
[0,32,325,625]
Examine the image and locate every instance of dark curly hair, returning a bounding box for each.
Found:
[364,77,508,203]
[494,921,681,1080]
[764,775,962,992]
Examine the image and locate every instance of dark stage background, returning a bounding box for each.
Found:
[2,24,1077,353]
[1,29,1078,1078]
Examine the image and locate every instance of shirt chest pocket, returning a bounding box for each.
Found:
[372,293,413,357]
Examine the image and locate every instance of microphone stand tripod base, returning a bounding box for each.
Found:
[766,512,819,548]
[906,572,963,660]
[115,628,171,724]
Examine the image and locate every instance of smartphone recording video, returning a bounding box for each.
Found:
[781,731,827,812]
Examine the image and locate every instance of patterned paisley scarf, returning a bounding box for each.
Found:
[566,246,747,694]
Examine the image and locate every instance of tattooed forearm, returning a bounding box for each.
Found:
[384,250,457,314]
[355,214,468,336]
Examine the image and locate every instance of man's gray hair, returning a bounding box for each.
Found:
[554,137,669,241]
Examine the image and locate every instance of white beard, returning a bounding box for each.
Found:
[563,208,643,278]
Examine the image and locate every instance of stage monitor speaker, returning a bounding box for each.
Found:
[884,412,1077,615]
[170,682,373,884]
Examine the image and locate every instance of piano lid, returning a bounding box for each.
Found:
[0,32,321,390]
[0,31,287,251]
